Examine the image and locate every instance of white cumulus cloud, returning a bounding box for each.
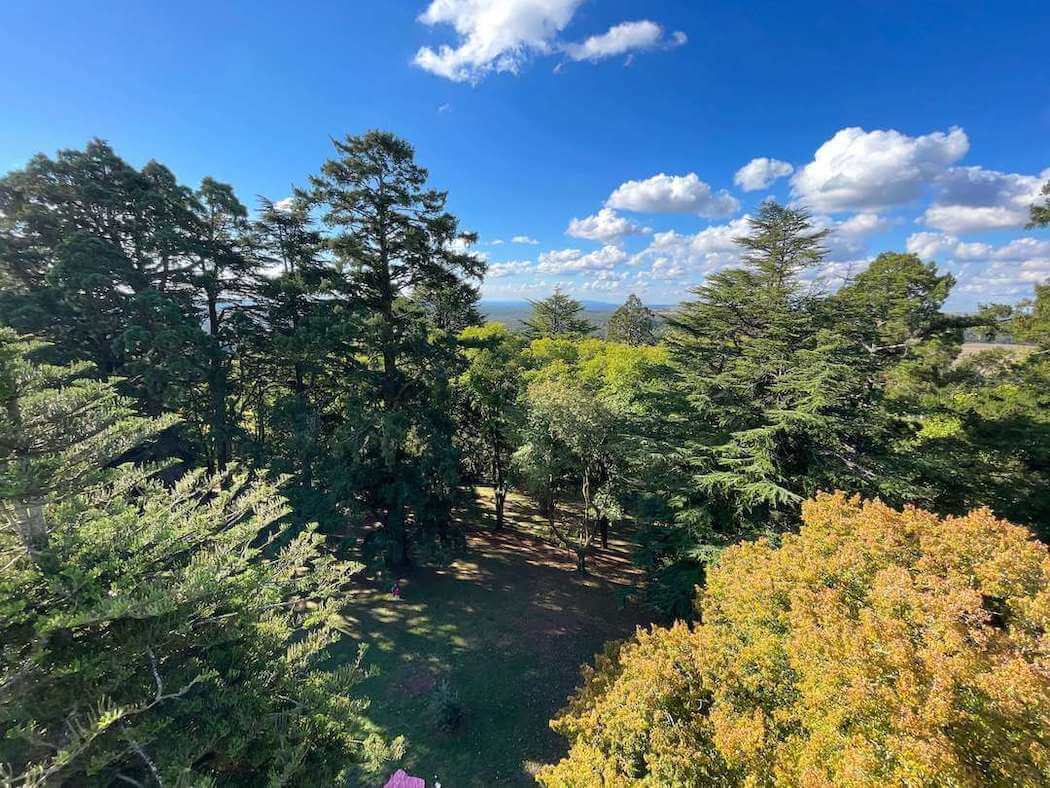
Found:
[562,20,685,61]
[566,207,648,243]
[512,234,540,245]
[487,260,535,278]
[734,157,794,192]
[791,126,970,212]
[606,172,740,217]
[628,216,752,280]
[413,1,684,82]
[907,232,1050,262]
[537,245,628,273]
[922,166,1049,234]
[811,212,892,261]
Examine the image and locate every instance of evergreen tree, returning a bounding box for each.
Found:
[241,196,337,492]
[606,293,656,345]
[0,140,204,417]
[655,201,900,611]
[522,289,595,340]
[175,177,255,472]
[0,329,399,785]
[304,131,484,565]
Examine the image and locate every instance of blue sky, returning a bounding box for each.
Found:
[2,0,1048,310]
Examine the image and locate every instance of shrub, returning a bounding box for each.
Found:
[426,679,464,733]
[540,492,1050,786]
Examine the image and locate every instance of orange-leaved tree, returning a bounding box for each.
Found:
[540,492,1050,787]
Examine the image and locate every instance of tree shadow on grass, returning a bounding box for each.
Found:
[332,488,652,786]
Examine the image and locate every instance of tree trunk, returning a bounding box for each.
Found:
[206,291,229,472]
[599,515,609,549]
[492,432,506,530]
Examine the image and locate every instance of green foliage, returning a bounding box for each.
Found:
[515,338,664,572]
[606,294,656,346]
[522,289,596,340]
[1011,281,1050,349]
[541,493,1050,786]
[0,140,205,419]
[425,680,464,733]
[664,202,896,536]
[0,331,400,785]
[1028,178,1050,228]
[304,131,485,565]
[456,322,526,528]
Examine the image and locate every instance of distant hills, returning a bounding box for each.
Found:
[479,299,674,332]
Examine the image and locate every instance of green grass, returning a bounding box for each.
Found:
[333,488,652,786]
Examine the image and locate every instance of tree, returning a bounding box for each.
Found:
[238,196,345,504]
[0,140,204,418]
[513,337,660,571]
[515,374,616,572]
[522,289,595,340]
[176,177,255,472]
[1028,178,1050,228]
[304,131,484,565]
[606,294,656,345]
[456,322,525,529]
[0,330,400,785]
[831,252,958,367]
[1012,281,1050,350]
[663,202,892,540]
[540,492,1050,786]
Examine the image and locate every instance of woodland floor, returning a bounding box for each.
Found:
[331,487,653,786]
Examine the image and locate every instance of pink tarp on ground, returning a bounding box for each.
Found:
[383,769,425,788]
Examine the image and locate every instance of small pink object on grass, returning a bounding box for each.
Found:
[383,768,424,788]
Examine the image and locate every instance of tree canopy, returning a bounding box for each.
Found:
[541,492,1050,787]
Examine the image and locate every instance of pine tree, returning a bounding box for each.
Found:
[304,131,484,565]
[0,329,399,785]
[606,293,656,345]
[241,196,335,489]
[522,289,595,339]
[174,177,256,472]
[656,202,899,610]
[0,140,205,417]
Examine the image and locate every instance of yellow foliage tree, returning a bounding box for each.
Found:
[539,492,1050,787]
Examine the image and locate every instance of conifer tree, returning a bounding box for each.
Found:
[304,131,484,565]
[606,293,656,345]
[522,289,595,340]
[0,140,204,417]
[175,177,255,472]
[0,329,398,785]
[241,196,336,488]
[656,202,901,610]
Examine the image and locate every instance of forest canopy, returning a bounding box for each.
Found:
[1,135,1048,785]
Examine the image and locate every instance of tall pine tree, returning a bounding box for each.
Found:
[304,131,484,565]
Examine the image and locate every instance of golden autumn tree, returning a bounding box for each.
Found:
[540,493,1050,787]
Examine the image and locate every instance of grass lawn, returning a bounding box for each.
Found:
[333,487,653,786]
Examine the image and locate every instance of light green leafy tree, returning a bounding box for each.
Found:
[456,322,525,529]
